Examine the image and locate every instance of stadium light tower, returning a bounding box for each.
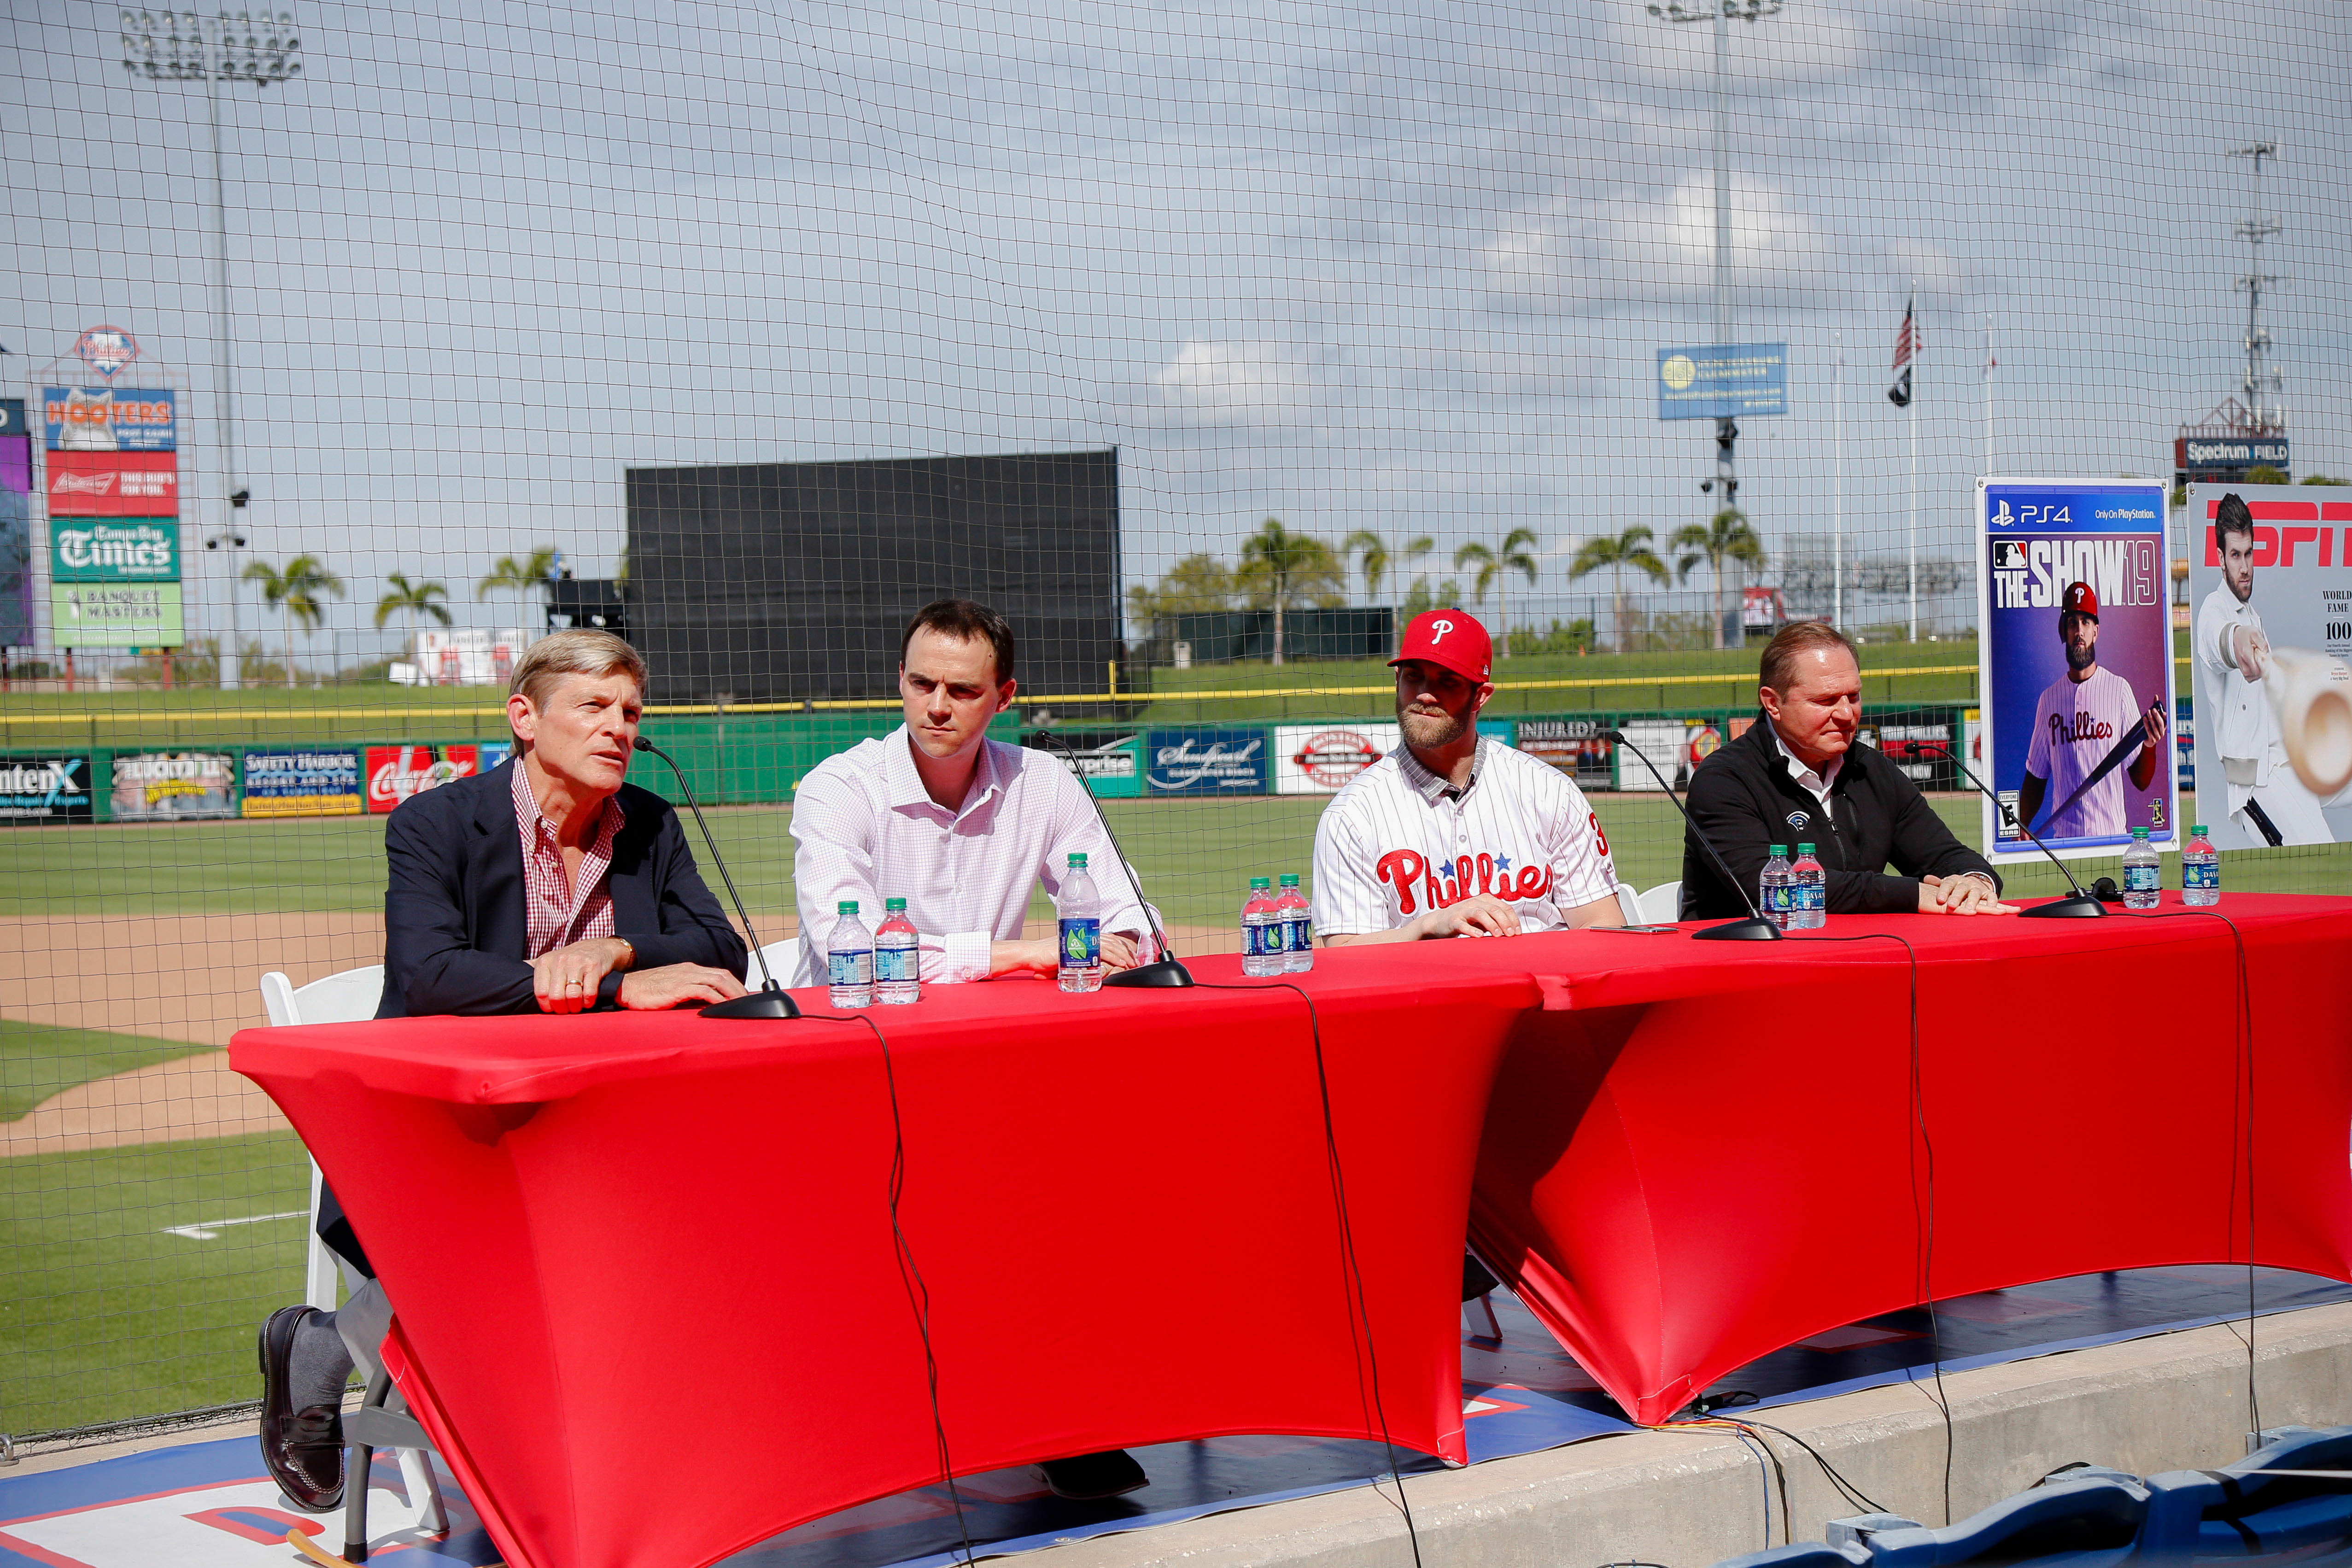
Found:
[1647,0,1783,541]
[117,9,303,690]
[2226,139,2286,435]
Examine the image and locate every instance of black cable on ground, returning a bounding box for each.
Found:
[1200,978,1425,1568]
[2119,908,2260,1435]
[810,1011,978,1567]
[1800,931,1949,1525]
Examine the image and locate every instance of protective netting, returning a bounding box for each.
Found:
[3,0,2348,1445]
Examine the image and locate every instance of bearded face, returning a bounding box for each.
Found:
[1395,660,1483,750]
[2062,611,2099,673]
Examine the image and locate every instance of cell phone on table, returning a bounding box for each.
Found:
[1600,924,1679,935]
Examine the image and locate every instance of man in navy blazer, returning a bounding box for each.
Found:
[257,631,749,1513]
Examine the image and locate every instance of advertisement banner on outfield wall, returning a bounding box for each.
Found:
[366,743,484,813]
[1860,717,1959,791]
[1274,722,1400,795]
[1143,728,1267,795]
[1977,479,2176,862]
[0,412,29,651]
[111,752,236,821]
[0,756,93,821]
[1023,731,1142,798]
[242,749,363,818]
[46,451,180,516]
[1515,719,1617,791]
[2184,481,2352,850]
[1615,720,1697,791]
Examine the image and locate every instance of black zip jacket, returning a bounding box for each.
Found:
[1679,714,2000,919]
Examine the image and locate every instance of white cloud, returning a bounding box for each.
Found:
[1147,339,1320,424]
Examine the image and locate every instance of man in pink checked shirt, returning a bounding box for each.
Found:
[790,598,1157,988]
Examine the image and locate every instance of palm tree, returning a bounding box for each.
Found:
[1567,526,1669,653]
[374,573,452,663]
[1672,508,1767,650]
[1343,530,1434,613]
[477,546,560,638]
[244,555,346,687]
[1236,518,1342,666]
[1452,527,1542,658]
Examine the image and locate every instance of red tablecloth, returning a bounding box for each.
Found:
[1467,892,2352,1424]
[232,893,2352,1568]
[230,963,1534,1568]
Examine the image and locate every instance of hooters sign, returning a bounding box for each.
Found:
[365,744,481,813]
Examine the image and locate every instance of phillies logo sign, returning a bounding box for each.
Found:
[1375,848,1550,916]
[2049,712,2115,746]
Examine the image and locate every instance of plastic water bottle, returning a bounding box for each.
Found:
[828,901,874,1008]
[875,897,920,1005]
[1242,876,1281,977]
[1276,873,1314,973]
[1759,845,1794,930]
[1058,852,1103,993]
[2182,825,2220,907]
[1791,843,1826,929]
[2122,826,2161,910]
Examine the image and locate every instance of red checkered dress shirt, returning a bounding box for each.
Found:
[512,761,622,958]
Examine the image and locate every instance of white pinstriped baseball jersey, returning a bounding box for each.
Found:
[1311,736,1619,936]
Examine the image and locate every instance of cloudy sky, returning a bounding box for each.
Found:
[5,0,2346,652]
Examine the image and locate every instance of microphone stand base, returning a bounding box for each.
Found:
[2020,892,2108,919]
[1692,916,1785,942]
[701,986,804,1019]
[1104,959,1197,989]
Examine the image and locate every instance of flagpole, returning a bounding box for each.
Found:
[1983,312,1994,475]
[1907,281,1919,643]
[1833,330,1845,629]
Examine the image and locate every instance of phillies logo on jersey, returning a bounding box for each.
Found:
[2049,712,2114,745]
[1374,848,1550,916]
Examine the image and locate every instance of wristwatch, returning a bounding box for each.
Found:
[614,936,636,971]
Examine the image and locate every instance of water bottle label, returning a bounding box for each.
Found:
[1287,917,1311,953]
[875,945,914,983]
[828,949,872,988]
[2124,864,2159,892]
[2186,862,2219,888]
[1765,884,1793,914]
[1059,917,1100,970]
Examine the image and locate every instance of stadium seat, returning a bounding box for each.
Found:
[257,965,445,1547]
[2142,1424,2352,1562]
[1861,1476,2147,1568]
[1638,881,1682,923]
[1713,1544,1869,1568]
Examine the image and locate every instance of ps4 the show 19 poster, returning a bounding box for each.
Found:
[1977,479,2176,864]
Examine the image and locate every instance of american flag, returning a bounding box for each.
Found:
[1888,294,1918,407]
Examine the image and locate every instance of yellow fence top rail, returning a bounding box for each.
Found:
[0,659,2024,726]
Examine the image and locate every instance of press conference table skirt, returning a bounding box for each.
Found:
[230,892,2352,1568]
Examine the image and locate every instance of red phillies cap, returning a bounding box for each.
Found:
[1391,608,1492,683]
[2062,580,2099,619]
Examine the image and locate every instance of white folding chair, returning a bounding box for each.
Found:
[756,937,801,990]
[258,965,445,1541]
[1637,881,1682,924]
[1612,883,1644,927]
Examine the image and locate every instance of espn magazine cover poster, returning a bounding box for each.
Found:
[2186,481,2352,848]
[1977,480,2177,865]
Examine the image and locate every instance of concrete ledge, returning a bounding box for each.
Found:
[1032,1303,2352,1568]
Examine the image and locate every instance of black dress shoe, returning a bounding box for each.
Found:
[258,1305,345,1512]
[1034,1449,1148,1501]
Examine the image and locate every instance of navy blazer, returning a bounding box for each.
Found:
[376,760,749,1018]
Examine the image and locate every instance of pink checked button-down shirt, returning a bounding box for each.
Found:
[512,760,623,959]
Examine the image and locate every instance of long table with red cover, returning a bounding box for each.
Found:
[230,892,2352,1568]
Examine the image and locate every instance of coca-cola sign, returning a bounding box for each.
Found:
[365,744,481,813]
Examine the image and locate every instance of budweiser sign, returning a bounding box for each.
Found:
[365,744,481,813]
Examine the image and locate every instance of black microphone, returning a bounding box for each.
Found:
[1914,743,2104,918]
[1601,729,1781,941]
[632,735,803,1017]
[1033,732,1194,988]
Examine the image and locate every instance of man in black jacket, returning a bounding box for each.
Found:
[1681,621,2013,919]
[257,631,749,1512]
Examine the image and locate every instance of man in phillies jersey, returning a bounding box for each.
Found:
[1313,609,1624,942]
[2016,580,2167,840]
